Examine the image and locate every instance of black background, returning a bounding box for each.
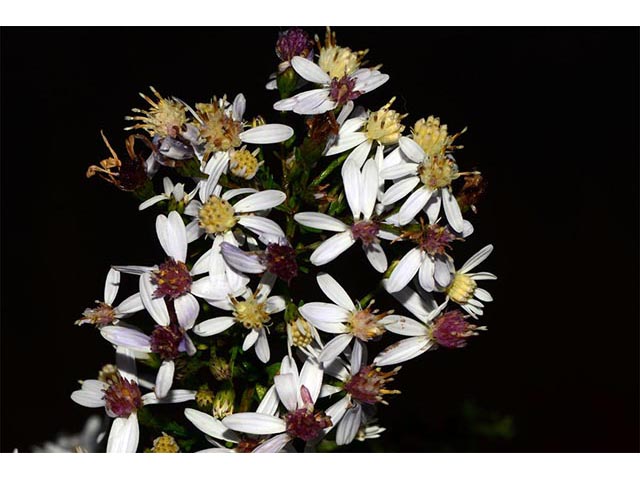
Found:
[1,27,638,452]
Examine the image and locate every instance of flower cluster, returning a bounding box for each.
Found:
[74,27,495,453]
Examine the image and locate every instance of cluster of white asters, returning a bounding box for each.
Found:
[71,28,496,453]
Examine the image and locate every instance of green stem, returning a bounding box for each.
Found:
[309,152,350,188]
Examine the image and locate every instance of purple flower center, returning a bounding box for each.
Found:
[276,28,314,62]
[285,407,332,442]
[329,76,361,106]
[150,324,184,360]
[81,302,116,326]
[431,310,478,349]
[151,258,192,299]
[420,224,457,256]
[351,221,380,247]
[344,365,400,405]
[103,374,142,418]
[264,243,298,282]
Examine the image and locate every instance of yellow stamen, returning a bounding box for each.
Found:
[446,272,477,304]
[198,196,237,234]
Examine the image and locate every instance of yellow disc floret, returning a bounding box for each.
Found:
[198,196,237,234]
[446,272,477,304]
[364,97,407,145]
[195,98,243,158]
[230,148,261,180]
[289,317,314,348]
[125,86,186,139]
[232,292,270,330]
[317,27,367,79]
[418,155,460,190]
[347,305,389,342]
[412,116,453,156]
[151,433,180,453]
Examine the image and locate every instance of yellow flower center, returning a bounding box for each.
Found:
[198,196,237,235]
[230,148,260,180]
[364,97,407,145]
[126,86,186,138]
[289,317,314,348]
[446,272,477,304]
[232,295,270,330]
[318,45,362,79]
[196,100,243,157]
[348,308,387,342]
[412,116,452,156]
[151,433,180,453]
[418,155,459,190]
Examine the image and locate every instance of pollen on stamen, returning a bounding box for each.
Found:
[231,291,270,330]
[124,86,187,139]
[198,196,237,234]
[151,258,192,299]
[347,302,391,342]
[365,97,407,145]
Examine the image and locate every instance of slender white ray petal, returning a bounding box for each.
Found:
[222,413,287,435]
[383,282,434,321]
[460,245,494,274]
[190,277,228,302]
[184,200,201,217]
[174,293,200,330]
[386,248,424,293]
[140,273,170,326]
[194,317,236,337]
[299,302,350,325]
[320,385,343,398]
[336,101,355,126]
[232,93,246,121]
[113,265,154,275]
[316,272,355,310]
[364,243,388,273]
[239,124,294,144]
[254,328,270,363]
[101,326,151,352]
[183,335,197,356]
[160,211,188,262]
[382,176,420,205]
[373,336,433,366]
[324,396,350,433]
[253,433,292,453]
[256,385,280,416]
[398,186,433,225]
[380,163,420,181]
[114,293,144,316]
[115,347,138,383]
[463,303,483,318]
[139,194,167,211]
[266,296,286,314]
[294,212,348,232]
[336,403,362,446]
[462,219,474,238]
[71,390,105,408]
[299,359,324,405]
[310,231,355,266]
[185,408,240,443]
[441,188,464,233]
[291,56,331,84]
[141,390,196,405]
[360,158,378,220]
[256,272,277,300]
[274,89,327,112]
[186,220,203,243]
[104,269,120,305]
[384,315,429,336]
[274,373,298,412]
[434,258,452,288]
[306,318,350,334]
[242,329,260,351]
[325,132,367,156]
[354,70,389,93]
[237,215,285,239]
[318,334,353,364]
[80,379,108,394]
[155,360,175,399]
[342,160,361,220]
[221,188,257,202]
[350,339,365,374]
[106,413,139,453]
[418,255,436,292]
[220,242,265,274]
[341,140,371,172]
[233,190,286,213]
[469,272,498,281]
[424,194,442,224]
[398,137,426,163]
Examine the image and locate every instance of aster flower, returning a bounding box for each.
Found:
[76,268,144,327]
[192,273,285,363]
[298,272,396,364]
[220,238,298,283]
[380,117,470,232]
[294,156,390,272]
[221,356,330,452]
[445,244,496,318]
[374,283,485,367]
[385,220,473,294]
[139,176,192,211]
[70,349,196,452]
[273,56,389,115]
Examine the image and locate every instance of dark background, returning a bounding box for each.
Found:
[1,27,638,452]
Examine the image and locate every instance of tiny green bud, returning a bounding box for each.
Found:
[213,388,235,419]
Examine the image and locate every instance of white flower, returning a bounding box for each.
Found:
[273,57,389,115]
[192,273,285,363]
[76,268,144,327]
[138,177,191,211]
[298,272,397,364]
[380,136,470,232]
[221,356,329,452]
[445,244,496,318]
[294,156,390,272]
[70,348,195,453]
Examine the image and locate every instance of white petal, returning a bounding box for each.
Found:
[342,160,362,220]
[174,293,200,330]
[304,318,350,334]
[350,339,365,374]
[106,413,139,453]
[191,276,229,302]
[474,287,493,302]
[386,248,423,293]
[112,265,154,276]
[341,140,371,172]
[325,132,367,156]
[318,334,353,364]
[418,255,436,292]
[233,190,286,213]
[71,389,105,408]
[295,91,333,114]
[100,326,151,352]
[114,293,144,316]
[185,408,240,443]
[252,433,292,453]
[266,296,286,314]
[155,360,175,399]
[374,336,433,366]
[364,242,387,273]
[382,176,420,205]
[299,302,350,326]
[222,413,286,435]
[470,272,498,281]
[140,273,170,326]
[239,124,294,144]
[384,282,435,321]
[316,272,355,310]
[398,137,426,163]
[336,101,355,126]
[294,212,348,232]
[274,373,298,412]
[156,211,187,262]
[442,188,464,233]
[398,186,433,225]
[115,347,139,383]
[222,187,259,202]
[360,158,378,220]
[220,242,265,274]
[104,268,120,305]
[460,245,494,274]
[434,258,452,288]
[462,219,474,238]
[242,329,259,351]
[310,231,355,266]
[299,359,324,404]
[232,93,246,121]
[141,390,196,405]
[194,316,236,337]
[325,396,350,433]
[380,162,420,182]
[138,194,167,211]
[336,403,362,446]
[256,385,280,416]
[237,215,285,240]
[424,194,442,224]
[254,328,270,363]
[384,315,429,337]
[291,56,331,84]
[186,219,203,243]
